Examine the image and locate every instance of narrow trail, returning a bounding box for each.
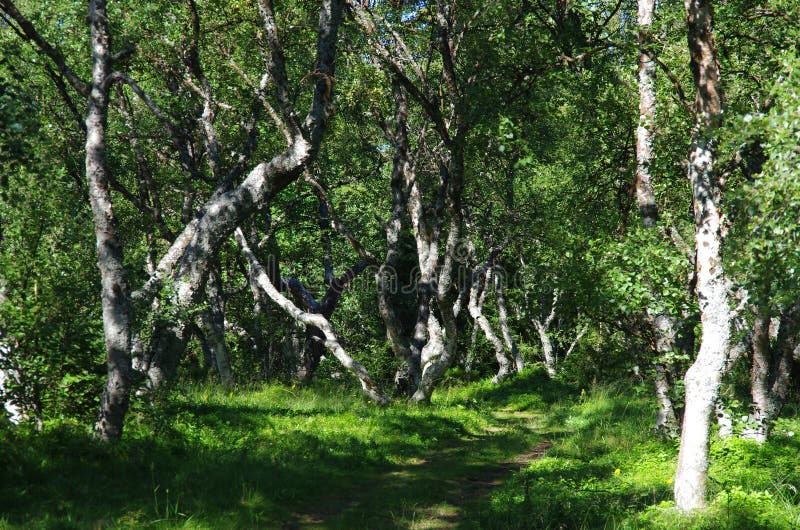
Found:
[286,408,553,529]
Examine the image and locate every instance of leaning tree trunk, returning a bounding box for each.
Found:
[495,271,523,372]
[235,228,389,405]
[532,289,560,378]
[466,267,491,372]
[142,0,344,389]
[86,0,134,441]
[674,0,727,511]
[468,268,513,384]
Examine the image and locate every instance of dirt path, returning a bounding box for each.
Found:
[287,409,551,529]
[447,439,553,507]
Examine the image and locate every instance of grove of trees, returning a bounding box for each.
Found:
[1,0,799,514]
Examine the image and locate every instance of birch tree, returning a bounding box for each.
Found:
[673,0,729,511]
[634,0,681,439]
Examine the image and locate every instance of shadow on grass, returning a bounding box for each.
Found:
[0,376,545,529]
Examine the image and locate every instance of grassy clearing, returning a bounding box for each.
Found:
[1,372,799,528]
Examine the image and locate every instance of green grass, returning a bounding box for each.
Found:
[469,384,800,529]
[1,372,799,529]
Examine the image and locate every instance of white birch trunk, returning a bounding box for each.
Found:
[532,289,559,378]
[0,342,22,424]
[235,228,389,405]
[636,0,658,227]
[85,0,134,441]
[468,268,513,384]
[743,305,798,443]
[495,272,523,372]
[673,0,726,509]
[201,266,233,387]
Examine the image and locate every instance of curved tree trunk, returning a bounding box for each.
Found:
[532,289,560,378]
[674,0,727,511]
[236,228,389,405]
[496,272,523,372]
[142,0,345,389]
[468,268,513,384]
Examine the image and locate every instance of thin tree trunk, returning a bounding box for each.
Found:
[654,364,680,438]
[468,268,512,384]
[532,289,559,378]
[652,315,680,437]
[200,264,233,387]
[743,304,798,442]
[636,0,658,227]
[496,271,523,372]
[236,228,389,404]
[467,268,491,371]
[674,0,727,511]
[85,0,133,441]
[636,0,681,439]
[373,80,419,395]
[532,320,556,378]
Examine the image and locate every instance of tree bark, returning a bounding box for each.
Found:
[468,268,513,384]
[635,0,681,439]
[654,364,680,438]
[652,315,681,438]
[532,289,560,378]
[235,228,389,405]
[674,0,726,511]
[142,0,344,388]
[199,263,233,387]
[84,0,134,442]
[0,280,21,424]
[375,80,419,395]
[496,271,523,372]
[636,0,658,227]
[742,303,798,442]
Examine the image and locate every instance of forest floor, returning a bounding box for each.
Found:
[2,370,800,529]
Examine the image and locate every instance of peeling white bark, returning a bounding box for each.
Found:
[674,0,727,510]
[0,343,22,424]
[468,268,512,384]
[83,0,134,441]
[495,273,523,372]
